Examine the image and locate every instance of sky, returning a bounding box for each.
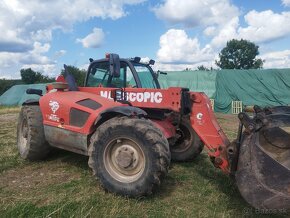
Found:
[1,0,290,79]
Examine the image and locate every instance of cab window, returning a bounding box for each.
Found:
[133,63,157,88]
[87,61,137,88]
[87,62,110,87]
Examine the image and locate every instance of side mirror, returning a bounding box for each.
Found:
[155,70,167,79]
[158,70,167,75]
[109,53,120,78]
[26,89,43,96]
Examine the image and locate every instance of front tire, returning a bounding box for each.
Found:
[88,117,170,197]
[17,105,50,160]
[170,118,204,161]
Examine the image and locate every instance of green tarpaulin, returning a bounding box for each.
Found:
[159,70,217,98]
[0,84,47,106]
[214,69,290,113]
[159,69,290,113]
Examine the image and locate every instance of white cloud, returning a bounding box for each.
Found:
[260,50,290,68]
[154,1,290,70]
[22,64,57,77]
[210,17,239,48]
[0,0,145,50]
[0,42,56,78]
[282,0,290,7]
[238,10,290,43]
[54,50,67,59]
[153,0,239,27]
[154,0,290,52]
[210,10,290,48]
[77,28,105,48]
[0,0,145,78]
[140,57,150,64]
[153,61,215,71]
[157,29,214,64]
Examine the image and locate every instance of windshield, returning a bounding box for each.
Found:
[132,63,157,88]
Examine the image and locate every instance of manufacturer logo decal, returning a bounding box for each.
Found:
[47,114,60,122]
[196,113,203,120]
[100,91,163,104]
[49,100,59,114]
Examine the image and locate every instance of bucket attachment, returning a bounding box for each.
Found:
[235,106,290,209]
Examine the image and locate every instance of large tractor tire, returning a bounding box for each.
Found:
[170,118,204,161]
[17,105,50,160]
[88,117,170,197]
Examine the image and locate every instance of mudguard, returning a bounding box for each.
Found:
[22,99,39,105]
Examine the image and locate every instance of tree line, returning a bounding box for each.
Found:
[0,66,85,95]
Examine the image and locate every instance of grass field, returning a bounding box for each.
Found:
[0,107,288,217]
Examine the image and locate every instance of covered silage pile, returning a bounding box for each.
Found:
[159,69,290,113]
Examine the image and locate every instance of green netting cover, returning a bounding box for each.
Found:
[214,69,290,113]
[0,84,47,106]
[158,70,217,98]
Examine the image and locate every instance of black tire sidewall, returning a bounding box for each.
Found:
[16,105,50,160]
[90,117,170,197]
[17,107,30,158]
[95,126,158,195]
[171,118,204,161]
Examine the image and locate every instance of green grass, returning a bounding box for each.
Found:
[0,107,288,217]
[0,106,20,115]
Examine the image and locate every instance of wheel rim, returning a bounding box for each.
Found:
[171,124,192,153]
[18,118,28,153]
[103,137,145,183]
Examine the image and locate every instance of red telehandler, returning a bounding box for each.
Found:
[17,54,290,209]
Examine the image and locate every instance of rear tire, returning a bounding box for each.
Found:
[170,118,204,161]
[88,117,170,197]
[17,105,50,160]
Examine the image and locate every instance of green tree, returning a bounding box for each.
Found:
[20,68,54,84]
[20,68,38,84]
[0,79,22,95]
[215,39,264,69]
[197,65,215,71]
[61,65,86,86]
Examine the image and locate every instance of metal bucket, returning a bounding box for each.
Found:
[236,109,290,209]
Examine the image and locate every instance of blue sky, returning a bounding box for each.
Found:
[1,0,290,79]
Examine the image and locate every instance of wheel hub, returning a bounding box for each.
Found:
[114,145,138,170]
[104,138,145,183]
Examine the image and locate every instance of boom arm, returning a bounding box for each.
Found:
[189,92,230,173]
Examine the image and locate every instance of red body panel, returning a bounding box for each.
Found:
[152,120,176,139]
[79,87,184,112]
[39,90,124,135]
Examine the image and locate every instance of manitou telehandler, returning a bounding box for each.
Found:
[17,54,290,209]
